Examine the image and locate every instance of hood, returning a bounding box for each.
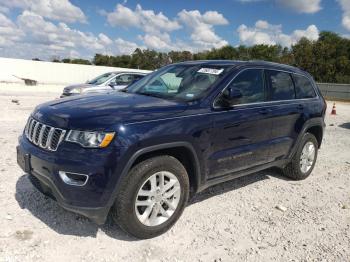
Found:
[32,92,188,130]
[63,83,97,92]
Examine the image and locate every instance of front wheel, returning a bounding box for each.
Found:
[112,155,189,239]
[283,133,318,180]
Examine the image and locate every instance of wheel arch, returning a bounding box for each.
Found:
[108,142,202,208]
[305,125,323,148]
[288,117,325,159]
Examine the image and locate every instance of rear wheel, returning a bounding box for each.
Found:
[283,133,318,180]
[112,155,189,239]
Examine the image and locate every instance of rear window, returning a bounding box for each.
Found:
[266,70,295,101]
[293,74,316,99]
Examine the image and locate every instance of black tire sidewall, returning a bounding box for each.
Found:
[114,156,189,239]
[293,133,319,179]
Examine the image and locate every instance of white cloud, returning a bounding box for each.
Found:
[338,0,350,31]
[0,11,142,60]
[201,11,229,25]
[107,4,181,34]
[178,9,229,49]
[105,4,229,52]
[0,0,87,23]
[114,38,145,54]
[276,0,321,13]
[237,20,319,46]
[106,4,230,51]
[139,34,174,50]
[0,13,24,47]
[98,33,113,46]
[17,11,106,51]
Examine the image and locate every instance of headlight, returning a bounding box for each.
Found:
[69,87,81,94]
[66,130,115,148]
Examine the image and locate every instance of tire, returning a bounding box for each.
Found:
[111,155,189,239]
[283,132,318,180]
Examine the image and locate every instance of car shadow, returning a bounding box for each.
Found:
[189,168,288,205]
[15,175,138,241]
[15,168,288,240]
[339,122,350,130]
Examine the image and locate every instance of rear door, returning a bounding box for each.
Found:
[265,70,302,160]
[208,68,275,178]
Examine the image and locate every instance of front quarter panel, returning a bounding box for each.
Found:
[108,110,214,195]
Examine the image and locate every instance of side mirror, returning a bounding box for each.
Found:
[224,87,242,100]
[218,87,242,108]
[108,82,116,88]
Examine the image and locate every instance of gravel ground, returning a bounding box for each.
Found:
[0,86,349,262]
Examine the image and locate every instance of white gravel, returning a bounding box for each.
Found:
[0,86,349,262]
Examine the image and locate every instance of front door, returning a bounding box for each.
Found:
[208,69,274,178]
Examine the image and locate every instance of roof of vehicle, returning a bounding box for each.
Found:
[176,60,309,76]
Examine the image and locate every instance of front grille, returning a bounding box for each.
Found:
[24,118,66,151]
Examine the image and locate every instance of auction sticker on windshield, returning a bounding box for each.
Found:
[197,68,224,75]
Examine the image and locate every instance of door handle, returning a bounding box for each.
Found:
[297,104,304,110]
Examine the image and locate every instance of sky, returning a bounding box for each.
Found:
[0,0,349,60]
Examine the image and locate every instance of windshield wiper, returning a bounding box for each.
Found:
[135,92,166,99]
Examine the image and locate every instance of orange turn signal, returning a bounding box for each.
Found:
[100,133,115,148]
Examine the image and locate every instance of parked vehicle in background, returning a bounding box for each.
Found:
[17,60,326,239]
[60,71,147,97]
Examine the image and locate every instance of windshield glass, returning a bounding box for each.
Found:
[126,64,232,102]
[88,72,116,85]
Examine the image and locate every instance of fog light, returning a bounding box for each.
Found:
[59,171,88,186]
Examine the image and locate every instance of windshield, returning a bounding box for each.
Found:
[126,64,232,102]
[88,72,116,85]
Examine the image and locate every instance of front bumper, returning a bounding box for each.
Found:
[27,173,109,224]
[17,135,124,224]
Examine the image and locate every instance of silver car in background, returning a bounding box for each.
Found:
[61,71,148,97]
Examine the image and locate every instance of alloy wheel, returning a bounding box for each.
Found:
[134,171,181,226]
[299,141,316,173]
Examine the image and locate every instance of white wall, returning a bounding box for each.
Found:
[0,57,150,85]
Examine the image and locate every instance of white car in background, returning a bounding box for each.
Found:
[61,71,148,97]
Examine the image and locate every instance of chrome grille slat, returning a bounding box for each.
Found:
[28,119,36,141]
[24,117,66,151]
[47,127,55,150]
[38,124,46,147]
[41,126,50,148]
[24,118,31,137]
[32,121,40,145]
[33,123,42,145]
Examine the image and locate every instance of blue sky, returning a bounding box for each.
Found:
[0,0,349,60]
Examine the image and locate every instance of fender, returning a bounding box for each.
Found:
[288,117,325,159]
[106,141,202,208]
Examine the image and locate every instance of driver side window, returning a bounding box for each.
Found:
[224,69,265,106]
[112,74,134,85]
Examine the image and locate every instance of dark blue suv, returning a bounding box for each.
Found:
[17,60,326,238]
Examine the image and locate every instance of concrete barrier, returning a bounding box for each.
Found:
[1,57,349,101]
[317,83,350,101]
[0,57,150,85]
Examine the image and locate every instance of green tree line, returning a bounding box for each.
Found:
[53,31,350,84]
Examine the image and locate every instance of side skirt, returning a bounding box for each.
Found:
[197,159,289,193]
